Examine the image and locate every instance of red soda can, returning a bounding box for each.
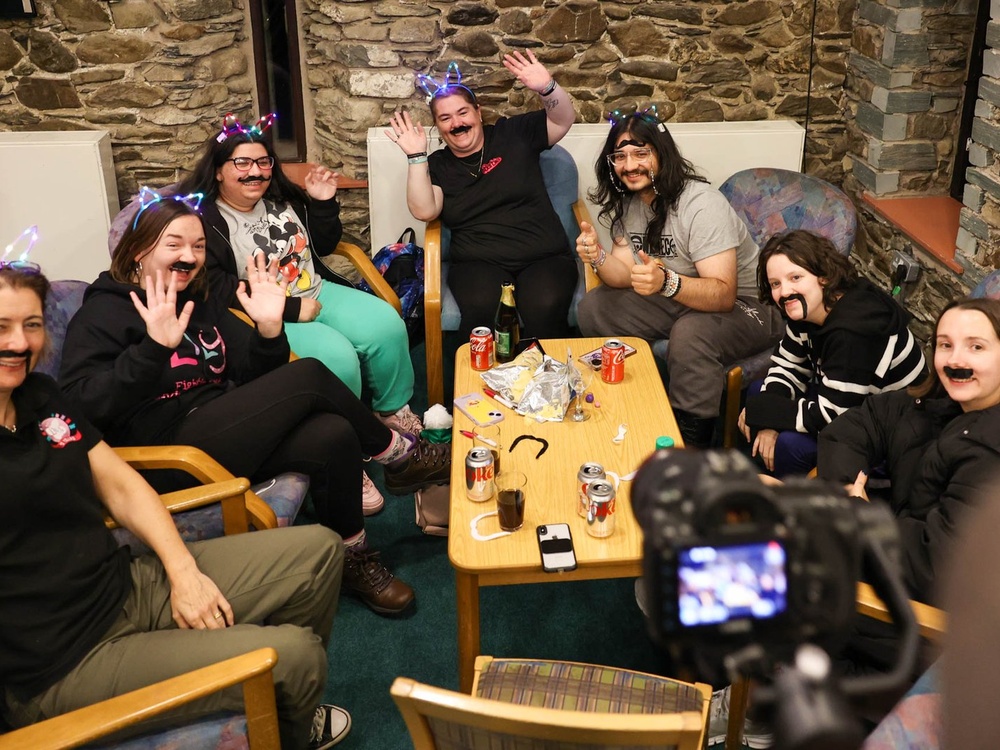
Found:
[601,339,625,384]
[465,447,495,502]
[470,327,494,371]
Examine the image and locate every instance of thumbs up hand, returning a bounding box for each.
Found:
[631,250,665,296]
[575,221,601,265]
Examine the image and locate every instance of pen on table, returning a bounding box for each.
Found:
[459,429,498,448]
[482,387,515,409]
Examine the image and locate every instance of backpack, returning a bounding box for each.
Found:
[359,228,424,343]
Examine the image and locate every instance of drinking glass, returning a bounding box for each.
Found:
[570,366,594,422]
[495,471,527,532]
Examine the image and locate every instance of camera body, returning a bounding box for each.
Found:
[633,449,900,668]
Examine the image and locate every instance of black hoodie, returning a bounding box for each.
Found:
[59,271,290,446]
[745,277,926,436]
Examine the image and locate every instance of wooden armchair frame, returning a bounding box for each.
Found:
[0,648,281,750]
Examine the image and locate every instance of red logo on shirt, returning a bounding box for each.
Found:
[482,157,502,175]
[38,414,82,449]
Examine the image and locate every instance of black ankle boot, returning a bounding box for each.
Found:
[674,409,716,448]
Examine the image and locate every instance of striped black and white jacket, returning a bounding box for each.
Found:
[744,278,926,436]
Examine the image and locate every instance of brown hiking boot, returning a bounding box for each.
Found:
[343,548,414,616]
[383,439,451,495]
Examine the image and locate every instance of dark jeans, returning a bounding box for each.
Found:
[747,379,818,478]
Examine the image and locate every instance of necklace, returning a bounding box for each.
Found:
[458,149,485,178]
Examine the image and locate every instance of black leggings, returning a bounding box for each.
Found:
[172,358,394,539]
[448,254,579,340]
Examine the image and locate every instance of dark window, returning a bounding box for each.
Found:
[952,0,990,201]
[249,0,306,162]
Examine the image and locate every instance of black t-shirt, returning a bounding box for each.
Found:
[429,110,568,271]
[0,374,130,697]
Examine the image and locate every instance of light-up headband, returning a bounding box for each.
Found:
[132,187,206,230]
[2,225,39,264]
[216,112,277,143]
[607,104,667,132]
[415,61,478,105]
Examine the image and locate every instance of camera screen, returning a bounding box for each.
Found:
[676,540,787,627]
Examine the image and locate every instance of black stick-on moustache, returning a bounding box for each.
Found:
[943,366,973,380]
[777,293,808,320]
[170,261,196,272]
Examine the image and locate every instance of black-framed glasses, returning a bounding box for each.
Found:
[226,156,275,171]
[606,148,653,167]
[0,260,42,274]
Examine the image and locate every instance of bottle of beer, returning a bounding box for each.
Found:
[493,282,521,363]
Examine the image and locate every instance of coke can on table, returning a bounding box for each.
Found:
[465,447,495,502]
[601,339,625,384]
[470,327,494,371]
[577,462,606,518]
[586,480,617,538]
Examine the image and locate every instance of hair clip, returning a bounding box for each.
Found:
[2,225,39,264]
[415,61,476,104]
[248,113,276,137]
[132,187,205,230]
[217,112,245,143]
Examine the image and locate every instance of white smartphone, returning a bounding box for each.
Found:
[536,523,577,573]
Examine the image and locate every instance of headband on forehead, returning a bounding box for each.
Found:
[132,187,205,230]
[216,112,277,143]
[3,225,39,263]
[415,61,478,105]
[607,104,667,132]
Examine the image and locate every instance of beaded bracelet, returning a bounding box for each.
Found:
[589,246,607,272]
[656,261,681,298]
[540,79,557,97]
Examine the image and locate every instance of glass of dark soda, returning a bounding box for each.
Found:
[495,470,526,532]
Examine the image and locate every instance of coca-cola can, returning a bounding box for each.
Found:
[601,339,626,384]
[465,447,495,503]
[586,479,617,538]
[577,462,606,518]
[470,327,494,371]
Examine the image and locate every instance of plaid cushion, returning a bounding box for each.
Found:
[476,659,704,715]
[425,716,656,750]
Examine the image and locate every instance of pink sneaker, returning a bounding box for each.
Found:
[377,405,424,436]
[362,470,384,516]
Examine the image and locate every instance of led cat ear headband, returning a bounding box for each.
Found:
[415,61,478,105]
[132,187,206,230]
[0,225,41,273]
[216,112,277,143]
[607,104,667,132]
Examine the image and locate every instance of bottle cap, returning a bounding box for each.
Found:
[655,436,674,450]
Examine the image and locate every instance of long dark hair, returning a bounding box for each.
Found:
[109,198,209,298]
[176,130,308,205]
[0,267,50,309]
[756,230,857,307]
[589,113,706,253]
[909,297,1000,400]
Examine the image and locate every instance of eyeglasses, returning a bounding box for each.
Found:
[0,260,42,274]
[606,148,653,167]
[226,156,275,171]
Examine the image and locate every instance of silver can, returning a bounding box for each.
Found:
[586,480,617,538]
[465,447,495,503]
[577,462,606,518]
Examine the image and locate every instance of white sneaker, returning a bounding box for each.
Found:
[708,685,773,748]
[362,470,384,516]
[309,704,351,748]
[377,404,424,435]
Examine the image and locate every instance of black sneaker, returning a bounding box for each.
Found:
[383,439,451,495]
[343,548,415,615]
[309,704,351,749]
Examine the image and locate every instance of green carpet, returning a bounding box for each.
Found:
[313,337,672,748]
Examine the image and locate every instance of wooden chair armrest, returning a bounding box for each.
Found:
[0,648,280,750]
[572,200,602,291]
[104,477,253,529]
[332,241,402,315]
[423,219,445,407]
[856,582,947,642]
[113,446,277,533]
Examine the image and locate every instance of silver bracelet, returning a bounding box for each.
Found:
[658,264,681,298]
[589,246,607,272]
[540,79,557,97]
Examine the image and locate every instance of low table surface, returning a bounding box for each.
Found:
[448,336,682,584]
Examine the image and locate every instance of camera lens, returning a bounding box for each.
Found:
[538,526,547,535]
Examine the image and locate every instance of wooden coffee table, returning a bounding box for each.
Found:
[448,336,682,690]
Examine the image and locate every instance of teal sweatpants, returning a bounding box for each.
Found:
[285,281,414,412]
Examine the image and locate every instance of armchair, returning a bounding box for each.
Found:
[392,655,711,749]
[422,144,597,407]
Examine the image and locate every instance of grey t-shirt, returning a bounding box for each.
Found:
[216,198,322,300]
[612,181,760,299]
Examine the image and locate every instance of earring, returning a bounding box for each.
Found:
[648,169,659,196]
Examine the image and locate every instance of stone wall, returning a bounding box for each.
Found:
[0,0,256,201]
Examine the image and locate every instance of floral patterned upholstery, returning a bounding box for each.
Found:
[972,268,1000,299]
[861,664,940,749]
[88,714,249,750]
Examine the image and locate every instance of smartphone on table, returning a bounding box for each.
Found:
[537,523,577,573]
